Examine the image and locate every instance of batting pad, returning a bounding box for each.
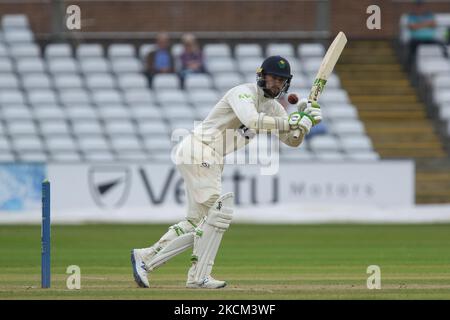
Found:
[190,192,234,283]
[147,232,194,271]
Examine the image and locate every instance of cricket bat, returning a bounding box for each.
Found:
[293,31,347,139]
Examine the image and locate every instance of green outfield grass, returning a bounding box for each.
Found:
[0,224,450,299]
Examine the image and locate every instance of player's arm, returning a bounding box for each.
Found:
[279,126,304,148]
[272,103,304,148]
[227,87,291,132]
[275,99,324,147]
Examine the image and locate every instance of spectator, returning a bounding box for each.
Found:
[405,0,448,68]
[178,33,207,88]
[144,32,175,87]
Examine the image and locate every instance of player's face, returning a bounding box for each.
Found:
[265,74,286,96]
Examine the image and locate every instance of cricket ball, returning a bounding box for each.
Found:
[287,94,299,105]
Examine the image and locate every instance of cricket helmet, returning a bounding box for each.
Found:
[256,55,292,98]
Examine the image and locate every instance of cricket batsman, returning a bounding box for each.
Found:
[131,55,322,288]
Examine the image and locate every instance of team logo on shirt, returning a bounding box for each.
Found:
[238,93,255,102]
[238,93,254,100]
[201,162,210,168]
[238,124,256,139]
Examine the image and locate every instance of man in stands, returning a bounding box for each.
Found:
[144,32,175,87]
[405,0,448,67]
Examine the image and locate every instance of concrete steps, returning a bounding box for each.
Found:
[415,160,450,203]
[336,40,449,203]
[345,87,416,95]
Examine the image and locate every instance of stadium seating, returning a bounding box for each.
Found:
[414,42,450,137]
[0,13,378,163]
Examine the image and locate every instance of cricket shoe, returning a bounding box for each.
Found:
[186,276,227,289]
[131,249,150,288]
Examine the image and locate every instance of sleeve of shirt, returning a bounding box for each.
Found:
[226,85,260,127]
[226,85,290,132]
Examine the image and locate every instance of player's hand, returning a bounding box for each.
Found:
[288,111,301,129]
[297,98,322,125]
[288,111,313,135]
[296,98,309,112]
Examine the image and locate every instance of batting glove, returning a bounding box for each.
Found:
[296,98,322,125]
[296,98,309,112]
[288,111,313,135]
[288,111,301,129]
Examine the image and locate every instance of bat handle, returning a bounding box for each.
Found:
[292,94,319,140]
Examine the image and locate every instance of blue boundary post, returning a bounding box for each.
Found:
[41,180,51,288]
